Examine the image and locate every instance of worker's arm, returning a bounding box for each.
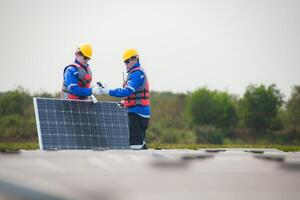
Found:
[64,67,92,97]
[109,71,144,97]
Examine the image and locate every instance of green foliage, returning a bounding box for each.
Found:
[286,86,300,131]
[0,84,299,146]
[148,91,197,144]
[147,124,196,144]
[148,143,300,152]
[0,142,39,150]
[0,88,37,141]
[195,125,224,144]
[150,91,186,129]
[0,88,32,116]
[185,88,238,129]
[269,108,286,131]
[1,142,300,152]
[239,84,283,132]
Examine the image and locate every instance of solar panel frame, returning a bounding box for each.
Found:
[33,97,130,150]
[33,98,43,149]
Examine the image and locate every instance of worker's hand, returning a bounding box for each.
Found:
[92,86,109,95]
[92,87,109,95]
[90,95,98,104]
[117,100,125,108]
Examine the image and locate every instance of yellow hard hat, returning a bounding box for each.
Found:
[77,43,92,59]
[123,49,139,61]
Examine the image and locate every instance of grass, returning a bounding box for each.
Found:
[0,142,39,150]
[149,143,300,152]
[0,142,300,152]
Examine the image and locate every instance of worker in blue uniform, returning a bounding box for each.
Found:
[93,49,150,150]
[61,43,100,100]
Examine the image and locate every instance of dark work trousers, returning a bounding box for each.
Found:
[128,112,150,146]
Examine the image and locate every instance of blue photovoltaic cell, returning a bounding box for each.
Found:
[33,98,130,150]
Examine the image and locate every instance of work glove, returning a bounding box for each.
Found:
[92,85,110,95]
[92,87,109,95]
[117,100,125,108]
[90,95,98,104]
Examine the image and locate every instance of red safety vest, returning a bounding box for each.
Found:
[61,63,92,100]
[124,67,150,107]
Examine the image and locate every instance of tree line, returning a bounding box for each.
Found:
[0,84,299,145]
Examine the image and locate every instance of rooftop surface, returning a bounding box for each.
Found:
[1,149,300,200]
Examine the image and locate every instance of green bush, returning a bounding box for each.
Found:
[0,89,32,116]
[286,86,300,132]
[0,85,299,146]
[0,115,24,140]
[0,88,37,141]
[239,84,283,132]
[195,125,224,144]
[185,88,238,129]
[150,91,186,129]
[160,129,196,144]
[146,124,196,144]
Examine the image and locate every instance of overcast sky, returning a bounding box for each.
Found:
[0,0,299,99]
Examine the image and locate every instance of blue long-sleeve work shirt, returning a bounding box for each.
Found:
[109,63,151,117]
[63,60,92,97]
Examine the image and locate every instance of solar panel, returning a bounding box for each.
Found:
[33,98,130,150]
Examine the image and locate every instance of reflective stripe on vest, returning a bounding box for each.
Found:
[124,67,150,107]
[61,63,92,100]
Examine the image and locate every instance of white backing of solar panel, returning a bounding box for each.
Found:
[33,98,43,150]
